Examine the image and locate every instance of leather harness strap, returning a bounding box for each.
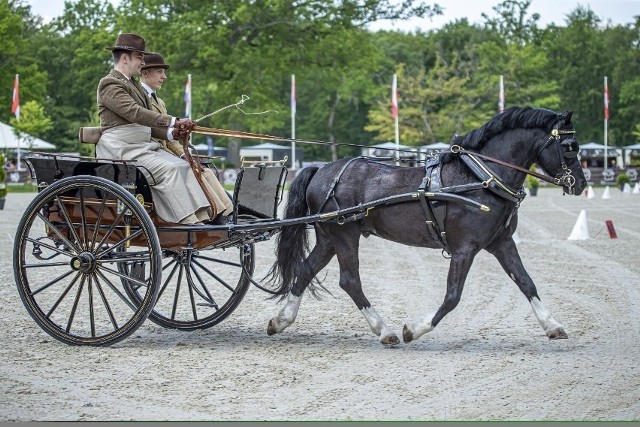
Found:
[181,138,218,218]
[417,158,450,255]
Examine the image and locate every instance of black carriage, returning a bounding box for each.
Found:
[13,152,288,346]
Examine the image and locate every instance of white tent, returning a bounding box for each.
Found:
[418,142,450,152]
[0,120,55,150]
[623,143,640,150]
[362,141,415,158]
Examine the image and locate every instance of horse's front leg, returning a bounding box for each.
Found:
[486,236,567,339]
[403,252,475,343]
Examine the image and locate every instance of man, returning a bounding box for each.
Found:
[139,51,233,222]
[96,33,228,224]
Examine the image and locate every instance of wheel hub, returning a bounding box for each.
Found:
[70,252,97,274]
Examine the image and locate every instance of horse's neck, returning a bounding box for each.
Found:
[479,133,536,188]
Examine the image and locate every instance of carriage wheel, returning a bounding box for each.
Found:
[122,242,254,330]
[13,176,162,346]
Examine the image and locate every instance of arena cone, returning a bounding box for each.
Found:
[568,209,590,240]
[633,183,640,194]
[623,182,631,194]
[601,186,611,199]
[586,184,595,199]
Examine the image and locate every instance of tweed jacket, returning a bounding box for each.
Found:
[149,93,186,157]
[97,69,173,140]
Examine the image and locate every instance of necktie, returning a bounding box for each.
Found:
[152,93,158,102]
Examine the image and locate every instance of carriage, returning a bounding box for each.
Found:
[12,150,299,346]
[13,107,588,347]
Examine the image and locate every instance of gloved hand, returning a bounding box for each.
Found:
[172,118,196,140]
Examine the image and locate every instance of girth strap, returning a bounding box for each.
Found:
[317,157,363,213]
[418,158,450,255]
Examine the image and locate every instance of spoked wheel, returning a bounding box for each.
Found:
[122,242,254,330]
[13,176,162,346]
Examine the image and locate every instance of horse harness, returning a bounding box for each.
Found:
[312,125,579,257]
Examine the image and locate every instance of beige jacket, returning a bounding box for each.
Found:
[97,69,173,140]
[149,93,186,157]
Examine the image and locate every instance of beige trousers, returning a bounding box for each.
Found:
[97,124,233,224]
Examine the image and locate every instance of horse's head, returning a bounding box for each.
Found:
[534,111,587,196]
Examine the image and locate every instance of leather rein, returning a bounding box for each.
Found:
[190,125,575,189]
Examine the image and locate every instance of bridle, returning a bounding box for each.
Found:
[534,126,579,195]
[450,124,580,196]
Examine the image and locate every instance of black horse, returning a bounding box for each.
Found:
[266,106,587,346]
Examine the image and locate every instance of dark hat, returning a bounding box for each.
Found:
[105,33,151,54]
[141,52,171,70]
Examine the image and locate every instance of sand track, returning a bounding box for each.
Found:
[1,188,638,421]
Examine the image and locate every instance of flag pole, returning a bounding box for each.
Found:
[604,76,609,169]
[392,74,399,166]
[12,74,23,171]
[499,75,504,112]
[185,73,192,119]
[291,74,296,170]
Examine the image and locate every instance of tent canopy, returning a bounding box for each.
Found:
[0,120,55,150]
[623,143,640,150]
[419,142,449,151]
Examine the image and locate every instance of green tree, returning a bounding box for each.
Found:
[9,100,53,149]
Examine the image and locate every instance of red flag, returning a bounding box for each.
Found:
[604,76,610,120]
[11,74,20,120]
[391,74,398,119]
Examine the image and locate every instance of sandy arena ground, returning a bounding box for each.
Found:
[1,186,639,421]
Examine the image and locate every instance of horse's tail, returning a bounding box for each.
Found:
[265,166,319,300]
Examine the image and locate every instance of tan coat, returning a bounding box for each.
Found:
[97,70,172,139]
[96,70,216,223]
[148,93,185,157]
[148,91,234,220]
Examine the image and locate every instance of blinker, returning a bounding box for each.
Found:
[561,138,579,159]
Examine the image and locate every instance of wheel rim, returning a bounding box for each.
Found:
[123,243,254,330]
[13,176,161,346]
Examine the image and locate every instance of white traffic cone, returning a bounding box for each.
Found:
[586,184,595,199]
[602,186,611,199]
[633,182,640,194]
[623,182,631,194]
[568,209,590,240]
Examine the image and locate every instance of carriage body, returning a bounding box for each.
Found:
[14,153,288,346]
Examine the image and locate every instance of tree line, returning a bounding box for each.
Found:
[2,0,639,165]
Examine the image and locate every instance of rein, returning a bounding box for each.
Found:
[191,124,576,193]
[181,138,218,217]
[450,145,560,185]
[192,126,424,157]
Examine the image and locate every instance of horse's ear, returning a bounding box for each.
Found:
[560,110,574,125]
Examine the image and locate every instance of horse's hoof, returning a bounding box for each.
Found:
[267,319,278,336]
[547,328,568,339]
[402,324,414,343]
[380,334,400,346]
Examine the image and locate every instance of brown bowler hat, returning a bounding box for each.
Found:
[141,52,171,70]
[105,33,151,54]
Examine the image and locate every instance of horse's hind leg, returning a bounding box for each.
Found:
[403,253,475,343]
[333,226,400,346]
[486,237,568,339]
[267,243,334,335]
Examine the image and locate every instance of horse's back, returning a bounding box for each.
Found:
[306,158,425,212]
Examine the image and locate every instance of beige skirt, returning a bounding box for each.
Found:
[97,124,232,223]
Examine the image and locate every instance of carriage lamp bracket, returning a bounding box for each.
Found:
[117,200,133,248]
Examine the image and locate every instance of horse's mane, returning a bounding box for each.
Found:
[441,106,558,163]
